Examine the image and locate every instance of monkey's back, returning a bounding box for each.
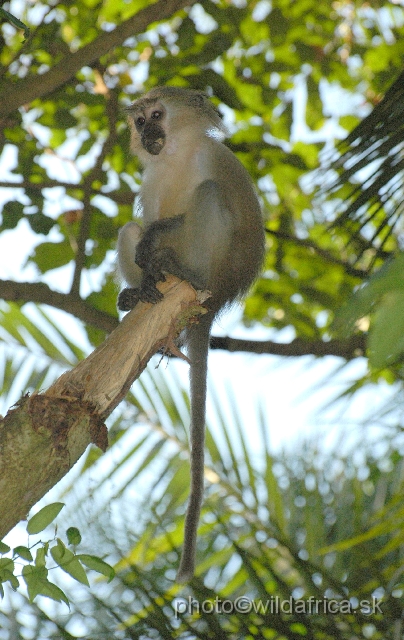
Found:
[206,140,265,311]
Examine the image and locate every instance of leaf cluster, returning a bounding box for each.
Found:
[0,502,114,606]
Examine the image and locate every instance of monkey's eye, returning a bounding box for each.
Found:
[136,116,146,127]
[151,110,162,120]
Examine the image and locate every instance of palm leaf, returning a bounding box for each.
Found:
[0,302,86,411]
[322,70,404,265]
[2,307,402,637]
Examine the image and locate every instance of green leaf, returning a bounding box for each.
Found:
[0,8,30,39]
[1,201,24,230]
[0,570,19,590]
[77,554,115,583]
[35,545,48,567]
[29,240,74,273]
[54,109,77,129]
[0,542,10,555]
[27,503,65,535]
[369,290,404,368]
[22,565,69,605]
[335,252,404,336]
[50,540,89,586]
[66,527,82,546]
[27,212,55,235]
[13,546,33,562]
[0,558,18,589]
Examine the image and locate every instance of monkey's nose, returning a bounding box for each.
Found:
[142,124,166,155]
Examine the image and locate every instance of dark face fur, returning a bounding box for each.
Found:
[134,107,166,155]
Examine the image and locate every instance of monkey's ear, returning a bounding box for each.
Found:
[199,101,228,139]
[189,92,206,109]
[207,103,228,138]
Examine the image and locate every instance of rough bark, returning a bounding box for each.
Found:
[0,276,208,540]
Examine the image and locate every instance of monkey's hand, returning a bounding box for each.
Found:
[118,278,163,310]
[119,249,176,307]
[139,272,164,303]
[136,247,180,303]
[117,287,142,311]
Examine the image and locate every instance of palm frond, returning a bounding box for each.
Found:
[0,302,87,411]
[3,311,403,637]
[322,70,404,265]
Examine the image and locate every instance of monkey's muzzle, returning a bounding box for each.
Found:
[142,123,166,155]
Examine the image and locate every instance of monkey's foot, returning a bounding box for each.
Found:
[117,287,141,311]
[139,274,164,303]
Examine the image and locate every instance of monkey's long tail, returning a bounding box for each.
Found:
[176,316,212,583]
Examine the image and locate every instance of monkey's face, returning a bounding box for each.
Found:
[133,105,166,156]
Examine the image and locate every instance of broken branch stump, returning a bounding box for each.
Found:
[0,276,209,539]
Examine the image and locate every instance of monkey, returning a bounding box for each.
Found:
[117,86,265,582]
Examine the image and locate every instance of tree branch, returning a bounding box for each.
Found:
[0,0,197,118]
[0,279,118,333]
[0,276,208,539]
[0,181,136,204]
[210,334,366,360]
[0,279,366,359]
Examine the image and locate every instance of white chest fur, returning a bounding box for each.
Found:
[139,132,214,224]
